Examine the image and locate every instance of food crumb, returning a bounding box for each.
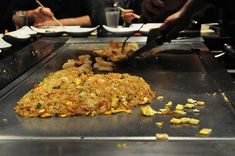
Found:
[189,118,200,125]
[193,109,200,113]
[157,96,164,100]
[174,110,187,115]
[199,128,212,135]
[156,133,169,140]
[165,101,173,108]
[156,122,164,127]
[175,104,184,110]
[2,118,8,123]
[184,103,195,109]
[117,143,127,148]
[221,93,229,102]
[141,105,157,116]
[170,118,182,124]
[187,98,197,103]
[196,101,205,106]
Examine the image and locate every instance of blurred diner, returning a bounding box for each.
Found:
[12,0,106,28]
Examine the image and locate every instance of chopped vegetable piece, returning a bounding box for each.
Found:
[2,118,8,123]
[175,104,184,110]
[124,109,132,114]
[74,79,81,85]
[143,97,149,103]
[36,103,42,109]
[159,108,168,113]
[180,117,191,124]
[111,108,131,114]
[174,110,187,115]
[52,86,61,89]
[187,98,197,103]
[193,109,200,113]
[59,114,67,118]
[165,101,173,107]
[141,105,157,116]
[117,143,127,148]
[40,113,51,118]
[184,103,195,109]
[104,111,112,115]
[104,108,132,115]
[199,128,212,135]
[189,118,200,125]
[156,122,164,127]
[38,109,45,114]
[157,96,164,100]
[196,101,205,106]
[170,118,182,124]
[156,133,169,140]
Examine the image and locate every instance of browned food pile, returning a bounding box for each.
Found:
[15,67,155,118]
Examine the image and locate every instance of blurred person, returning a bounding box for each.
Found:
[12,0,106,28]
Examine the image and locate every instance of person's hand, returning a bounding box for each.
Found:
[34,19,58,27]
[29,7,54,26]
[121,9,136,24]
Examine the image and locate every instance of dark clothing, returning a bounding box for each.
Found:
[0,0,15,32]
[13,0,106,26]
[206,0,235,37]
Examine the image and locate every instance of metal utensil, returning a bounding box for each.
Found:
[127,28,168,61]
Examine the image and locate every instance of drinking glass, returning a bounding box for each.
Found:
[105,7,120,28]
[13,11,28,29]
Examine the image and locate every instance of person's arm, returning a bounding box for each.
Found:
[34,15,92,27]
[141,0,187,22]
[157,0,210,40]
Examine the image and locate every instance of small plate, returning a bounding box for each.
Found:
[137,23,162,35]
[31,26,63,36]
[19,26,37,36]
[64,26,99,37]
[103,25,142,36]
[4,29,31,42]
[0,37,12,50]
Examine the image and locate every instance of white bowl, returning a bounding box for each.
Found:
[103,25,142,36]
[64,26,99,37]
[4,30,31,42]
[30,26,63,36]
[0,38,12,50]
[18,26,37,36]
[138,23,163,35]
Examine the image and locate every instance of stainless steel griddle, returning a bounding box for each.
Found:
[0,37,234,156]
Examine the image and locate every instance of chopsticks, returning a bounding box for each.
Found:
[118,6,141,19]
[35,0,64,27]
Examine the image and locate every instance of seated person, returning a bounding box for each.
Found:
[12,0,106,27]
[118,0,187,25]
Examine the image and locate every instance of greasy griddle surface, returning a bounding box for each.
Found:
[0,43,235,138]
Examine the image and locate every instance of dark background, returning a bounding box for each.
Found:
[0,0,221,33]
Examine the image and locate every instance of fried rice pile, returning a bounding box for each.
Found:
[15,67,155,118]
